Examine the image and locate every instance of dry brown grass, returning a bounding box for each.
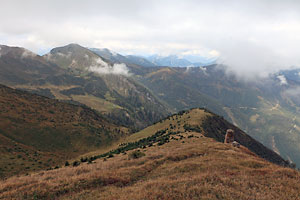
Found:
[126,108,210,142]
[71,94,122,113]
[1,134,300,200]
[0,84,128,178]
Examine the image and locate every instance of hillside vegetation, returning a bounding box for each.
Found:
[0,84,128,178]
[138,65,300,166]
[1,43,300,166]
[126,108,288,166]
[1,132,299,199]
[0,44,170,130]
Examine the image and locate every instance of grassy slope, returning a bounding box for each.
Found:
[139,66,300,166]
[1,134,299,200]
[138,67,227,116]
[125,108,210,142]
[126,108,287,166]
[0,85,128,178]
[71,94,123,113]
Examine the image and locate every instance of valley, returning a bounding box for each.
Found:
[2,1,300,199]
[0,80,297,199]
[1,43,300,167]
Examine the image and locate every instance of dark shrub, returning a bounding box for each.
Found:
[72,161,80,167]
[128,150,145,159]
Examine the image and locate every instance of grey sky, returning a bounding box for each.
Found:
[1,0,300,77]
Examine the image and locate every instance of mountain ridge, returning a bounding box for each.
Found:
[1,43,300,166]
[0,44,170,130]
[0,108,297,199]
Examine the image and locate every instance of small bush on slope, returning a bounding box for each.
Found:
[128,150,145,159]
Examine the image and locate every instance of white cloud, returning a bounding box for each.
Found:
[0,0,300,77]
[45,51,72,61]
[209,50,220,57]
[21,49,36,58]
[89,58,130,76]
[180,49,219,58]
[57,52,72,59]
[185,66,192,73]
[277,75,288,85]
[284,87,300,99]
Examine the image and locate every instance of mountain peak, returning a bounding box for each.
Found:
[49,43,87,54]
[0,44,37,58]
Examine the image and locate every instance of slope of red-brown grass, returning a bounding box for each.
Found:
[1,134,299,200]
[0,84,128,178]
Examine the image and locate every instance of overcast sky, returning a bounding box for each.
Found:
[1,0,300,77]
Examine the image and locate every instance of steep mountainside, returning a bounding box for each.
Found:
[127,108,288,166]
[138,65,300,166]
[0,84,128,178]
[0,109,297,200]
[137,67,227,116]
[1,43,299,166]
[0,44,170,129]
[89,48,130,65]
[125,55,156,67]
[45,44,170,129]
[0,45,62,85]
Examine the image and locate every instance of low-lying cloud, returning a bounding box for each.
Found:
[1,0,300,79]
[277,75,288,85]
[89,58,130,76]
[44,51,72,61]
[284,87,300,103]
[21,49,36,58]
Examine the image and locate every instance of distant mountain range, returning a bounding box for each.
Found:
[147,54,216,67]
[88,47,216,67]
[1,43,300,168]
[0,44,170,130]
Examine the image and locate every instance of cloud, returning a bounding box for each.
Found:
[0,0,300,78]
[44,51,72,61]
[284,87,300,100]
[200,66,208,74]
[21,49,36,58]
[57,52,72,59]
[180,49,219,58]
[185,66,192,73]
[277,75,288,85]
[89,58,130,76]
[0,47,2,58]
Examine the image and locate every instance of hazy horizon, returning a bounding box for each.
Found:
[1,0,300,78]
